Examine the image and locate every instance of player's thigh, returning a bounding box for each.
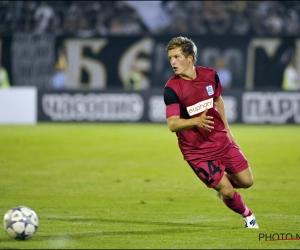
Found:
[230,167,254,188]
[223,144,249,174]
[187,158,225,188]
[222,143,253,185]
[213,174,235,198]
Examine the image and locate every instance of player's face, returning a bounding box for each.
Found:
[168,47,193,77]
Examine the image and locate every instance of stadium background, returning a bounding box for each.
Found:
[1,2,300,249]
[0,0,300,124]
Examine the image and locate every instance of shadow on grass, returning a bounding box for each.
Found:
[37,216,237,239]
[43,216,207,227]
[0,216,238,244]
[0,227,208,244]
[36,228,206,241]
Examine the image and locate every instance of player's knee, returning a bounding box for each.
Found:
[242,178,254,189]
[219,187,235,199]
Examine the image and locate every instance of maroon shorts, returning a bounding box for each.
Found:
[187,143,249,188]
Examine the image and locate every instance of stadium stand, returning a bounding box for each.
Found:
[0,1,300,36]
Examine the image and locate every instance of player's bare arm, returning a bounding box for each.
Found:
[214,96,239,147]
[167,109,214,132]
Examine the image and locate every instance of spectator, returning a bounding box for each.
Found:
[263,9,284,35]
[282,57,300,91]
[187,10,207,35]
[108,17,123,35]
[284,8,300,35]
[216,58,232,89]
[76,16,95,38]
[51,61,67,90]
[94,11,108,35]
[66,2,82,21]
[202,1,231,35]
[124,65,143,90]
[0,64,10,88]
[231,12,251,35]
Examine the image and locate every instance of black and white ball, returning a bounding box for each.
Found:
[3,206,38,240]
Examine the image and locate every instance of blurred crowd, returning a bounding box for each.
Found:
[1,0,300,37]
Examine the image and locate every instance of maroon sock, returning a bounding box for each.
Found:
[226,174,243,188]
[222,191,252,217]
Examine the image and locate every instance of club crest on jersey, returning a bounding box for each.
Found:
[206,85,214,96]
[187,98,213,116]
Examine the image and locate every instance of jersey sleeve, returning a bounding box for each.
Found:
[214,71,223,98]
[164,87,180,118]
[164,87,179,105]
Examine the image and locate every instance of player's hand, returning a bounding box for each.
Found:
[194,109,214,132]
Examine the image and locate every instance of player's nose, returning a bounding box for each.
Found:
[170,58,176,65]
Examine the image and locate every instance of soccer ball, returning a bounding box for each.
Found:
[3,206,39,240]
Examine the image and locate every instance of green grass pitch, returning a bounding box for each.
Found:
[0,123,299,249]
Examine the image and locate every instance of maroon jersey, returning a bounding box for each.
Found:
[164,66,231,161]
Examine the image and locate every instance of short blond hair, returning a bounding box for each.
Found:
[166,36,198,65]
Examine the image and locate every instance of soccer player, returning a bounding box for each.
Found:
[163,36,258,228]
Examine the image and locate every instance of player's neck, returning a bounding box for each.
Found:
[179,67,197,81]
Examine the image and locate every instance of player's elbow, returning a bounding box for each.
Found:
[167,116,182,132]
[167,119,177,132]
[168,124,178,133]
